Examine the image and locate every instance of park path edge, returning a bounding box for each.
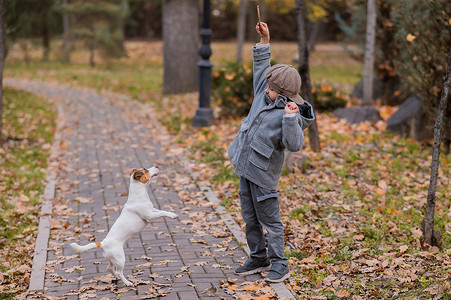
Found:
[28,105,63,292]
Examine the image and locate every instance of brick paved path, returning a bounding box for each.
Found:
[5,79,275,299]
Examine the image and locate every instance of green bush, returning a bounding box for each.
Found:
[212,61,254,117]
[337,0,451,111]
[213,62,348,116]
[312,84,348,112]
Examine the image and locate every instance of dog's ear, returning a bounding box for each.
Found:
[133,171,144,181]
[130,169,137,176]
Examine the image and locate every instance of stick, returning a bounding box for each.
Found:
[257,4,261,28]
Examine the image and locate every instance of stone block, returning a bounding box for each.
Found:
[334,106,382,124]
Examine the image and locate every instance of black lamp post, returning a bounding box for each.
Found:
[193,0,215,128]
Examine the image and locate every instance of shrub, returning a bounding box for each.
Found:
[213,62,348,116]
[212,61,254,117]
[312,84,348,112]
[337,0,451,118]
[390,0,451,108]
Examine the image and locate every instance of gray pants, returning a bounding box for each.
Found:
[239,177,288,265]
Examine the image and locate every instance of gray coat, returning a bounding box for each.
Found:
[227,44,315,190]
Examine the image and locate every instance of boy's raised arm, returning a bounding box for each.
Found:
[253,22,271,96]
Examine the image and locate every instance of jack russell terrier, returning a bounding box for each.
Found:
[70,166,177,286]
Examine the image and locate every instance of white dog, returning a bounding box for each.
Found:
[70,166,177,286]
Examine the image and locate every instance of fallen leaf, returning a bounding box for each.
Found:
[75,196,94,203]
[399,245,408,253]
[255,295,274,300]
[202,286,217,296]
[353,234,364,241]
[50,220,63,229]
[334,289,351,298]
[365,259,379,267]
[240,284,259,291]
[406,33,416,42]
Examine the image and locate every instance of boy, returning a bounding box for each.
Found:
[227,22,314,282]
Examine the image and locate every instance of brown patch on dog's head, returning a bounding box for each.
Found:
[131,168,150,184]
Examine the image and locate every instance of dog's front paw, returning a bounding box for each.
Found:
[168,212,178,219]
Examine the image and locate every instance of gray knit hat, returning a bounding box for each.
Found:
[266,64,305,105]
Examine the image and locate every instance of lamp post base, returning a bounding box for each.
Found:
[193,107,215,128]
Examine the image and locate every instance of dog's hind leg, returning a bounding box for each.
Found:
[109,251,133,286]
[106,262,119,280]
[116,264,133,287]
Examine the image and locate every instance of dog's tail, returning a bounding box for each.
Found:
[70,241,102,253]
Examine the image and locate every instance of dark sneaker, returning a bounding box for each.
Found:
[264,263,290,283]
[234,258,271,276]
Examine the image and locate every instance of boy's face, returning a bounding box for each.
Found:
[265,85,278,101]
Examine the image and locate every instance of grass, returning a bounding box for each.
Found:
[0,87,56,298]
[213,42,362,96]
[310,64,362,86]
[5,39,362,97]
[6,60,162,102]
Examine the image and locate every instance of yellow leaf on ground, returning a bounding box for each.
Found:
[379,106,395,120]
[411,228,423,238]
[255,295,273,300]
[358,122,371,131]
[75,196,94,203]
[197,134,206,142]
[353,234,365,241]
[50,219,62,229]
[378,180,388,190]
[366,258,380,267]
[241,285,259,291]
[399,245,408,253]
[17,265,30,273]
[335,289,351,298]
[406,33,416,42]
[375,187,385,196]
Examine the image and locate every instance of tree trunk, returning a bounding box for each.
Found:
[421,44,451,247]
[117,20,127,58]
[117,0,128,58]
[362,0,376,106]
[61,0,71,63]
[444,108,451,155]
[295,0,320,152]
[308,21,320,52]
[235,0,247,62]
[162,0,199,94]
[0,0,3,142]
[89,41,95,67]
[142,1,151,38]
[42,22,50,61]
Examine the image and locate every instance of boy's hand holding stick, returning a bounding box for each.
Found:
[256,5,269,44]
